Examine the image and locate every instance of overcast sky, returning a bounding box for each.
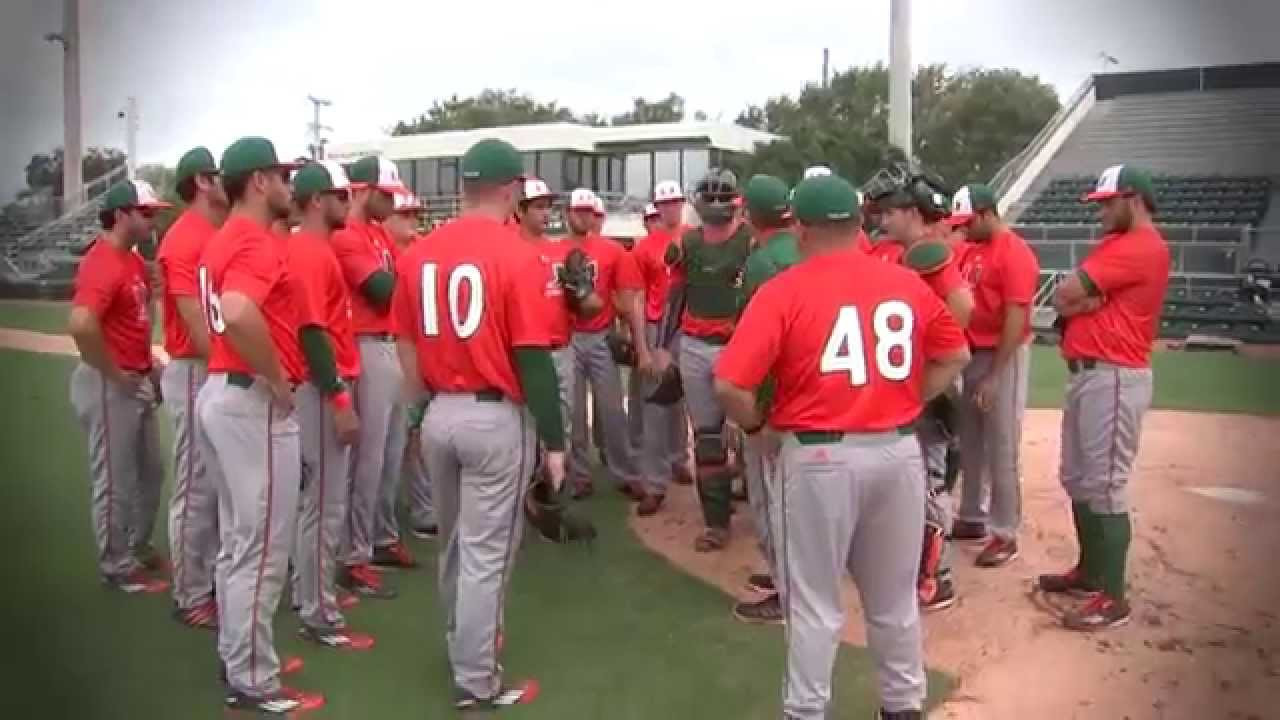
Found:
[2,0,1277,201]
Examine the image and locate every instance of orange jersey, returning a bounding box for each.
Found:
[527,236,574,348]
[1062,225,1170,368]
[331,218,398,335]
[569,234,643,333]
[856,229,874,253]
[200,216,306,382]
[867,238,905,264]
[156,209,216,358]
[392,215,556,402]
[960,229,1040,349]
[290,230,360,379]
[716,246,967,432]
[633,228,675,322]
[72,238,153,372]
[918,258,967,301]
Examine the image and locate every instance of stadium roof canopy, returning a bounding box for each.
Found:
[329,121,780,162]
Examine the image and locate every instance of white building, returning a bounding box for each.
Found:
[328,121,779,202]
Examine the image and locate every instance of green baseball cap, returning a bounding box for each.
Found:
[792,174,860,225]
[945,183,997,226]
[743,174,790,220]
[102,179,172,212]
[175,146,218,185]
[461,138,524,184]
[347,156,406,193]
[292,160,351,201]
[219,136,300,180]
[1083,164,1155,205]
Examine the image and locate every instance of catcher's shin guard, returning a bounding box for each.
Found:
[524,469,597,544]
[694,430,734,529]
[943,444,961,495]
[918,521,946,602]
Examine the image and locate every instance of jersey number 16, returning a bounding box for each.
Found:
[421,263,484,339]
[197,266,227,335]
[820,301,914,385]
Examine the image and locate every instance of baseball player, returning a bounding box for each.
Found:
[287,161,375,651]
[195,137,323,713]
[564,188,651,500]
[946,185,1040,572]
[870,170,974,612]
[68,179,171,595]
[1042,164,1170,631]
[392,138,566,709]
[627,180,695,515]
[642,202,661,233]
[714,173,970,720]
[333,156,412,595]
[156,148,226,626]
[730,173,799,624]
[665,168,753,552]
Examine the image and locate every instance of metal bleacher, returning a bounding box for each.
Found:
[1007,64,1280,343]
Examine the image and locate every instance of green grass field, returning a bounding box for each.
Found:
[0,345,954,718]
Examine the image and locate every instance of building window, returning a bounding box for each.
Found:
[609,156,623,193]
[522,153,537,181]
[439,158,458,195]
[626,152,652,200]
[682,149,709,191]
[395,160,415,193]
[540,151,564,192]
[654,150,680,190]
[594,156,608,193]
[416,158,438,196]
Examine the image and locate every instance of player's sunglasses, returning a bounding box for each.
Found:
[132,206,158,219]
[324,188,351,203]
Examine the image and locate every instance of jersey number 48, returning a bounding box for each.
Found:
[820,301,913,385]
[421,263,483,339]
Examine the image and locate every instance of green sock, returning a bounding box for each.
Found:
[1070,502,1090,574]
[1096,513,1131,602]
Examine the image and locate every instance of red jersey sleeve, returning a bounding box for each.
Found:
[222,241,280,306]
[1003,241,1039,305]
[714,282,786,389]
[1080,239,1146,295]
[162,241,199,297]
[919,288,968,360]
[507,251,556,349]
[391,254,420,339]
[331,227,382,290]
[72,256,118,317]
[614,246,643,291]
[924,261,966,299]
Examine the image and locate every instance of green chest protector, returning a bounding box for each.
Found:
[681,225,752,320]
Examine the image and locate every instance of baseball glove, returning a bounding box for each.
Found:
[606,331,636,366]
[524,470,597,545]
[646,364,684,405]
[557,247,594,310]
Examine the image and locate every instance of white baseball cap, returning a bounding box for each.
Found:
[643,202,659,219]
[803,165,833,179]
[653,180,684,204]
[591,195,605,216]
[393,188,421,212]
[349,155,407,194]
[318,160,350,190]
[522,178,554,202]
[568,187,596,210]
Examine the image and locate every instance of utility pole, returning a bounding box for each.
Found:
[822,48,830,90]
[120,96,139,181]
[888,0,913,168]
[306,95,333,160]
[46,0,82,209]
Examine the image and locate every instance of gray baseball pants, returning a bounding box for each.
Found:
[69,362,165,581]
[422,392,536,699]
[347,336,407,565]
[569,329,640,487]
[1059,362,1153,513]
[958,345,1030,540]
[772,431,927,718]
[627,322,690,494]
[294,383,352,630]
[161,357,217,610]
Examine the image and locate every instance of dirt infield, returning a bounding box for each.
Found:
[633,409,1280,720]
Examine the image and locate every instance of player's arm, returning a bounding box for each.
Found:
[713,285,785,433]
[918,289,972,401]
[220,247,289,391]
[944,286,974,329]
[68,306,132,386]
[614,251,652,370]
[333,228,395,313]
[1053,273,1102,317]
[987,244,1038,377]
[391,259,429,401]
[175,297,211,357]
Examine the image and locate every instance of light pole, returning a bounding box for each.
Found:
[307,95,333,160]
[889,0,913,168]
[46,0,82,209]
[118,96,139,181]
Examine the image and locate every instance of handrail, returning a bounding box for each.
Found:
[990,75,1095,196]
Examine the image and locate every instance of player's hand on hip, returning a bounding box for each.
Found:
[543,450,567,492]
[269,379,295,418]
[972,374,998,413]
[334,405,360,445]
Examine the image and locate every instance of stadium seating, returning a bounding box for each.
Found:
[1019,175,1272,227]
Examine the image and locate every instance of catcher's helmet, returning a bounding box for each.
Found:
[693,168,740,226]
[862,163,951,224]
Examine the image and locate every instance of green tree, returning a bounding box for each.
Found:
[733,64,1058,189]
[23,146,129,197]
[611,92,686,125]
[391,89,579,135]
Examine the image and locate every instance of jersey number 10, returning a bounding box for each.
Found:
[421,263,484,339]
[197,266,227,335]
[820,301,914,385]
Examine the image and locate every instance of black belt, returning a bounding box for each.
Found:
[474,389,504,403]
[227,372,299,390]
[1066,358,1099,374]
[794,426,915,445]
[357,332,396,342]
